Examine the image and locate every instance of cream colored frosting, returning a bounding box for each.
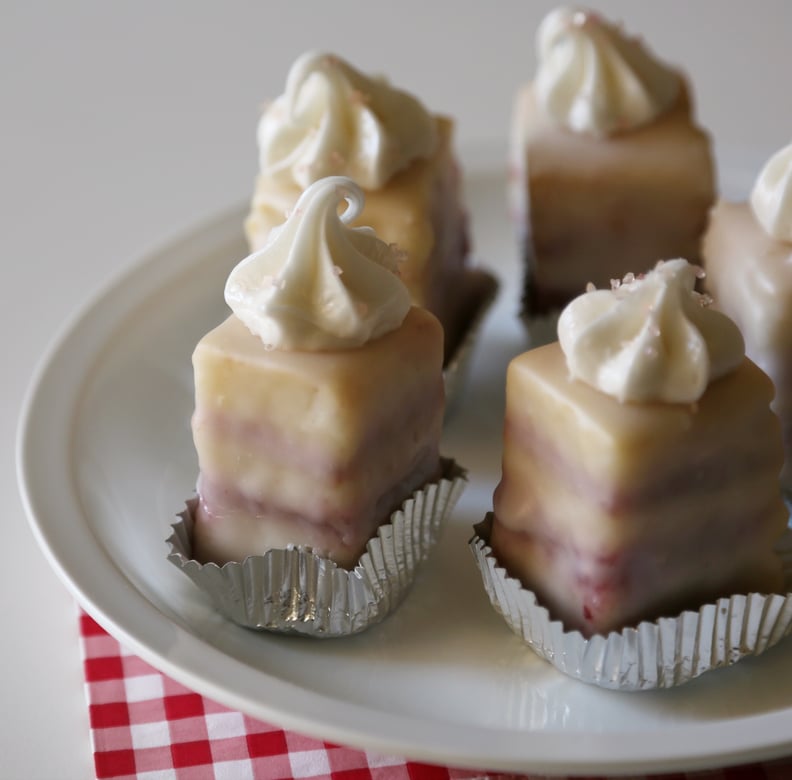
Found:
[225,176,411,351]
[750,142,792,242]
[557,259,745,403]
[256,51,437,192]
[534,7,680,137]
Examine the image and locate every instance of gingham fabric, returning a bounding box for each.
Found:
[79,612,792,780]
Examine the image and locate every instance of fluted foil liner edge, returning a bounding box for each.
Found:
[167,458,466,637]
[470,514,792,691]
[443,268,499,415]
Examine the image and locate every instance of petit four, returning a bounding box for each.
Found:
[703,141,792,489]
[510,8,715,318]
[490,260,786,636]
[245,51,478,361]
[192,176,445,569]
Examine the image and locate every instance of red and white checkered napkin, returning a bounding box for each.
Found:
[79,612,791,780]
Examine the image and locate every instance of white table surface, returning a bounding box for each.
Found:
[4,2,792,777]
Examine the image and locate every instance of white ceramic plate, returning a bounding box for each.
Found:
[18,160,792,776]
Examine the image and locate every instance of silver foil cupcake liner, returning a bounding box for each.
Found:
[470,514,792,691]
[167,458,467,637]
[443,269,499,414]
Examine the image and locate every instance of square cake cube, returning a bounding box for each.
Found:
[191,307,444,568]
[491,342,786,636]
[511,84,715,314]
[704,200,792,487]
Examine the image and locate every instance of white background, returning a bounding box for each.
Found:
[4,2,792,777]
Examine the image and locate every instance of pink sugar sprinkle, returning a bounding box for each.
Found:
[698,293,713,308]
[572,11,588,27]
[348,89,370,105]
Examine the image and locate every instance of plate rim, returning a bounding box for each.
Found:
[16,180,792,775]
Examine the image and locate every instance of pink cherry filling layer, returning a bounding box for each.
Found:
[193,447,440,570]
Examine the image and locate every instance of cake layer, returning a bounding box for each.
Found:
[191,306,444,567]
[704,201,792,485]
[492,342,787,635]
[194,453,438,569]
[511,84,714,313]
[491,516,783,636]
[247,118,471,359]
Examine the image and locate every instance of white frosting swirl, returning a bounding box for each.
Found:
[257,51,437,191]
[557,259,745,403]
[534,7,680,137]
[226,176,411,351]
[750,142,792,242]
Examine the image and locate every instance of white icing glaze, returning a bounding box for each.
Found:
[534,7,680,137]
[226,176,411,351]
[750,142,792,242]
[557,259,745,403]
